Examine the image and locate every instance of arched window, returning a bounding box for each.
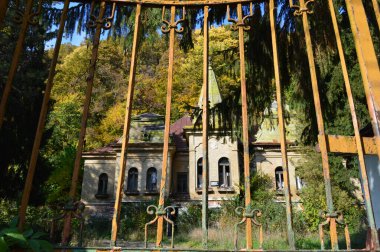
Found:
[218,157,231,188]
[197,158,203,189]
[146,167,157,192]
[275,167,284,190]
[127,168,138,192]
[98,173,108,195]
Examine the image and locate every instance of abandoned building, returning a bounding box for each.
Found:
[80,66,304,215]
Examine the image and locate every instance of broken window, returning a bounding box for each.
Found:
[275,166,284,190]
[146,167,157,192]
[218,157,230,188]
[197,158,203,189]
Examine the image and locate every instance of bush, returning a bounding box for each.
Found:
[119,201,157,241]
[0,200,58,233]
[0,218,53,252]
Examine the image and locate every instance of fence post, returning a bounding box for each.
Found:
[345,0,380,249]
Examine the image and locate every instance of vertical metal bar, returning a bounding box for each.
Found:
[372,0,380,30]
[61,1,107,244]
[0,0,9,24]
[328,0,377,249]
[344,224,351,250]
[269,0,295,249]
[345,0,380,249]
[298,0,338,249]
[17,0,71,231]
[345,0,380,162]
[0,0,33,129]
[110,3,141,246]
[201,5,209,249]
[156,5,176,247]
[237,3,252,249]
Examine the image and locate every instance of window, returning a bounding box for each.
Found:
[296,176,304,190]
[177,172,188,193]
[275,167,284,190]
[127,168,138,192]
[146,167,157,192]
[97,173,108,195]
[218,157,231,188]
[197,158,203,189]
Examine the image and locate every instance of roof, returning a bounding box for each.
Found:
[132,113,164,121]
[170,115,192,150]
[197,65,222,109]
[117,113,165,144]
[83,143,117,155]
[84,114,192,155]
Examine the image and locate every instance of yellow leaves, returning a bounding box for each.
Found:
[93,102,126,145]
[48,27,240,149]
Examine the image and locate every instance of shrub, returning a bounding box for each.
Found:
[0,218,53,252]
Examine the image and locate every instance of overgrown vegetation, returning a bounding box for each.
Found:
[0,0,378,249]
[77,170,365,249]
[0,202,54,251]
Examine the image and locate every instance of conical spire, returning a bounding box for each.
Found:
[197,65,222,109]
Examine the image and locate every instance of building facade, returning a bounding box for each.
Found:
[80,67,302,214]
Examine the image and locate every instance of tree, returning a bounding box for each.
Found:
[0,4,51,201]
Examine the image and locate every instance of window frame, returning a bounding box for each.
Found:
[146,167,158,192]
[196,158,203,189]
[218,157,231,188]
[95,173,109,199]
[127,167,139,193]
[275,166,284,190]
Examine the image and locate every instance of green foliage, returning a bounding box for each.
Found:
[43,146,77,204]
[249,174,287,233]
[81,217,112,245]
[294,149,366,235]
[0,3,51,200]
[119,202,157,241]
[0,200,58,234]
[176,203,202,232]
[0,218,52,252]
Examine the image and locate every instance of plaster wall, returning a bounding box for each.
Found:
[188,133,240,200]
[254,148,301,197]
[81,148,175,204]
[81,156,116,203]
[114,149,175,202]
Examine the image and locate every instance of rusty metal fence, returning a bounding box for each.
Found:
[0,0,380,251]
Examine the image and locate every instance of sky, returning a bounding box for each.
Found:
[44,2,271,50]
[44,2,85,49]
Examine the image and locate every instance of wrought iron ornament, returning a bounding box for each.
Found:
[50,201,85,246]
[145,205,176,248]
[161,6,186,34]
[319,211,351,250]
[289,0,315,15]
[87,2,116,30]
[226,3,253,31]
[28,0,43,25]
[12,0,24,24]
[234,205,263,250]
